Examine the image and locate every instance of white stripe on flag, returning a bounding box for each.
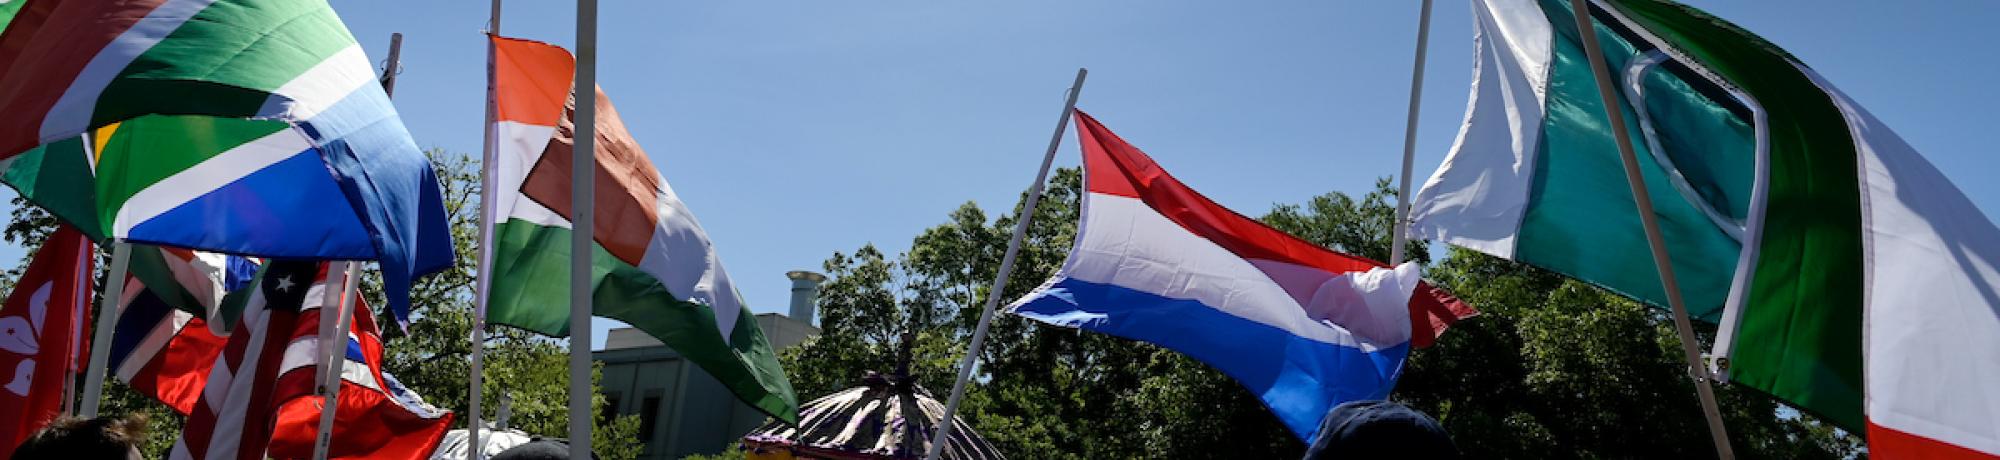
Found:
[111,129,315,239]
[37,0,221,143]
[256,45,376,123]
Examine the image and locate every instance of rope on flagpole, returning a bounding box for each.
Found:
[924,67,1087,460]
[1566,0,1734,457]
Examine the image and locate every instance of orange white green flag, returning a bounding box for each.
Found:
[481,35,798,422]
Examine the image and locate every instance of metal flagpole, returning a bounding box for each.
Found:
[78,240,130,417]
[1388,0,1433,265]
[569,1,600,457]
[472,2,501,459]
[310,35,407,459]
[1566,1,1734,457]
[311,262,361,460]
[924,68,1087,460]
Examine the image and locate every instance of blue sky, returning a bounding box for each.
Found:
[5,1,1998,349]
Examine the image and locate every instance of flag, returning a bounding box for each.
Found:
[1008,110,1477,442]
[0,226,94,456]
[0,0,21,31]
[172,260,320,460]
[109,248,257,415]
[1410,0,2000,456]
[482,35,799,422]
[266,282,452,460]
[0,0,455,324]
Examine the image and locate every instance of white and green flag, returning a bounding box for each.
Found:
[1411,0,2000,456]
[482,35,798,422]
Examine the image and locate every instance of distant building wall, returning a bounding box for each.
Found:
[595,313,819,459]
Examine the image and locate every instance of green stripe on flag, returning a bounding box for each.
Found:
[487,219,801,423]
[1609,0,1866,431]
[92,116,291,230]
[0,0,23,31]
[92,0,356,125]
[1515,0,1744,321]
[0,137,104,240]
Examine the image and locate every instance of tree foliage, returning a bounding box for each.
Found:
[781,170,1864,458]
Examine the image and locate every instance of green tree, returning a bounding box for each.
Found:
[782,169,1863,458]
[0,149,646,458]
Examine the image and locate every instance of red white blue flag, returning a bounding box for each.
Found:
[1009,110,1475,442]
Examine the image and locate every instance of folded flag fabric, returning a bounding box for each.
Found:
[110,248,257,415]
[481,35,799,423]
[0,0,455,325]
[1410,0,2000,456]
[173,260,321,460]
[1009,110,1476,442]
[267,279,453,460]
[0,226,94,457]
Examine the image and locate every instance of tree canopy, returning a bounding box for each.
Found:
[780,170,1864,459]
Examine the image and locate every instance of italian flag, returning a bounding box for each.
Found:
[482,36,798,422]
[1411,0,2000,456]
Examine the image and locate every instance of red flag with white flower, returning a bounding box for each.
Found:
[0,226,96,456]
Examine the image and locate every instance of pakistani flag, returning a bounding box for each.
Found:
[483,35,798,422]
[1411,0,2000,456]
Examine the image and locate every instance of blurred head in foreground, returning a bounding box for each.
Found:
[10,415,146,460]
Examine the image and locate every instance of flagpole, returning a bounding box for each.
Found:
[569,0,600,458]
[924,67,1087,460]
[78,240,130,417]
[1567,1,1734,457]
[472,2,501,459]
[307,34,406,459]
[1388,0,1433,265]
[311,262,361,460]
[62,239,95,416]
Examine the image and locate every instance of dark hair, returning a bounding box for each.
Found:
[10,415,147,460]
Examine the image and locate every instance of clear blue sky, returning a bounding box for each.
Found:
[5,1,1997,349]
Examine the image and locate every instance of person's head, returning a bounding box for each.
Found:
[10,415,147,460]
[1302,400,1458,460]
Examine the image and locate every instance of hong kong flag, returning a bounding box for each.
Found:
[0,226,96,456]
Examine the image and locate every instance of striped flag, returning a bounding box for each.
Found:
[0,0,454,323]
[1009,111,1476,442]
[109,247,256,415]
[483,35,799,422]
[265,283,452,460]
[1411,0,2000,456]
[171,260,320,460]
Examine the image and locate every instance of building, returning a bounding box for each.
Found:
[595,271,827,460]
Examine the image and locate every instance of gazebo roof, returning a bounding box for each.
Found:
[743,372,1004,460]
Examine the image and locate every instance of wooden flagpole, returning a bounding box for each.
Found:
[471,2,501,459]
[569,1,600,457]
[924,68,1087,460]
[1566,0,1734,457]
[1389,0,1434,265]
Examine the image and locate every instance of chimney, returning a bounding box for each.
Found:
[786,270,828,326]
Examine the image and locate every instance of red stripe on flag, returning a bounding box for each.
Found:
[0,0,170,158]
[1869,421,2000,459]
[1072,110,1477,347]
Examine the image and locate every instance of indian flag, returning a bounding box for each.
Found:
[1411,0,2000,456]
[483,35,799,422]
[0,0,455,323]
